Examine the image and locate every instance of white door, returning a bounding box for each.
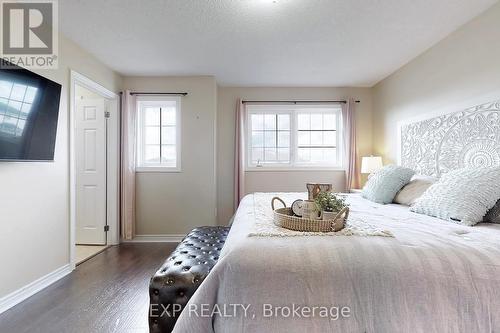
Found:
[75,98,107,245]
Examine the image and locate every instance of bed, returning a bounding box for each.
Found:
[173,193,500,332]
[173,100,500,332]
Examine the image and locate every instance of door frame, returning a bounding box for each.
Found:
[69,70,120,270]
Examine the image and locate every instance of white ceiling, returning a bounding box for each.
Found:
[59,0,498,87]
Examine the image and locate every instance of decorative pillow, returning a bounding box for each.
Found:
[394,175,436,206]
[410,167,500,226]
[484,199,500,223]
[361,164,415,204]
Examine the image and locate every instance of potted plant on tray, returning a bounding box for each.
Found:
[314,192,348,220]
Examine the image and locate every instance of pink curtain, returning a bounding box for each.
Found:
[342,98,360,192]
[120,91,137,240]
[233,99,246,211]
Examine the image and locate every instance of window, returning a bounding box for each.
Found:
[249,113,291,164]
[136,97,181,172]
[247,105,342,169]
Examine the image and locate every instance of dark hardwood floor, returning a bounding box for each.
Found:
[0,243,177,333]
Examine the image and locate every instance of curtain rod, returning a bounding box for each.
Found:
[241,100,360,104]
[120,92,188,96]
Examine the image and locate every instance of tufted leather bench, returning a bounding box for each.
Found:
[149,226,230,333]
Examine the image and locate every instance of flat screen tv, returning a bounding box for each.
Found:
[0,60,62,161]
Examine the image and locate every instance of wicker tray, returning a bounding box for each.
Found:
[271,197,349,233]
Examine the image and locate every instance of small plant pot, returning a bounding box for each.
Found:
[322,211,336,220]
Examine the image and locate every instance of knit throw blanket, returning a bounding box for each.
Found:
[248,192,394,238]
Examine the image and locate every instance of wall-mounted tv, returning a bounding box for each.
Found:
[0,60,62,161]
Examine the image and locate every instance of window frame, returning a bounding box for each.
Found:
[245,104,343,171]
[136,96,182,173]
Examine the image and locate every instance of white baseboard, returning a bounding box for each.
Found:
[122,234,184,243]
[0,264,72,315]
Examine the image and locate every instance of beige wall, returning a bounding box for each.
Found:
[0,34,122,298]
[217,87,373,225]
[245,171,346,195]
[372,2,500,164]
[122,77,218,235]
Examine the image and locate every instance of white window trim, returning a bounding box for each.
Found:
[136,96,182,173]
[245,104,344,171]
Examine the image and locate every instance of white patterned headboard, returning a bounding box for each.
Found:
[399,100,500,177]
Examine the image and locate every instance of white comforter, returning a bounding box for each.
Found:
[173,193,500,333]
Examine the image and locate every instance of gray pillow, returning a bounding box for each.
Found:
[394,175,436,206]
[484,199,500,223]
[362,164,415,204]
[410,167,500,226]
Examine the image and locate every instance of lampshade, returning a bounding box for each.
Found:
[361,156,383,174]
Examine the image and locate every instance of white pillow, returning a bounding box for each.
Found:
[362,164,415,204]
[394,176,436,206]
[411,174,438,183]
[410,167,500,226]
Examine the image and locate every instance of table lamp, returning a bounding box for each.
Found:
[361,156,383,176]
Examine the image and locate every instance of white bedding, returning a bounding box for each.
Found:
[173,193,500,333]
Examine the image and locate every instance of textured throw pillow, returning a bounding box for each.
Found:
[410,167,500,226]
[394,175,436,206]
[361,164,415,204]
[484,199,500,224]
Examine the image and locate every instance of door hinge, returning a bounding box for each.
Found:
[104,111,110,118]
[104,225,110,232]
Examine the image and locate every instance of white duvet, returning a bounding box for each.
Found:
[173,193,500,333]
